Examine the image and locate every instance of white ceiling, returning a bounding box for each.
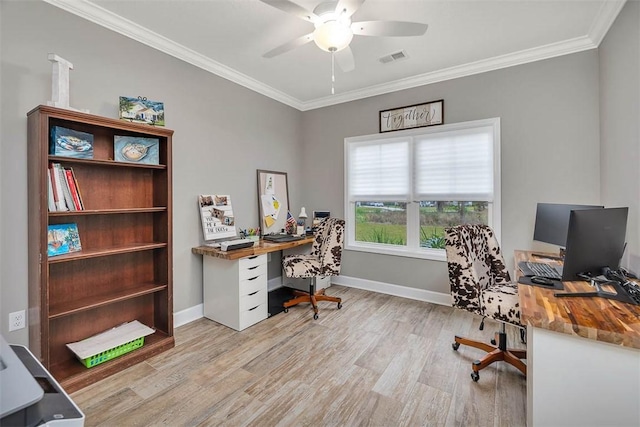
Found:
[43,0,625,111]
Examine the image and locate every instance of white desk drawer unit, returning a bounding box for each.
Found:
[203,254,268,331]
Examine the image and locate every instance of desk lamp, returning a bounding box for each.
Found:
[298,207,308,235]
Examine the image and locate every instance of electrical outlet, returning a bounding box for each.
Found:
[9,310,26,331]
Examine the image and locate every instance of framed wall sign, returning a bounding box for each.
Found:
[379,99,444,133]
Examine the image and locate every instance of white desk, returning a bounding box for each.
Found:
[193,238,316,331]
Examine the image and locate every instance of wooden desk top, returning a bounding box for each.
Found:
[192,236,315,261]
[515,250,640,350]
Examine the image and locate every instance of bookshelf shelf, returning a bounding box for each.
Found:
[28,105,174,392]
[47,242,168,263]
[49,331,172,392]
[50,207,168,216]
[49,282,168,319]
[49,155,167,170]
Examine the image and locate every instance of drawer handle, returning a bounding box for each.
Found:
[248,265,259,270]
[247,276,258,281]
[248,291,259,296]
[248,305,259,311]
[248,256,258,260]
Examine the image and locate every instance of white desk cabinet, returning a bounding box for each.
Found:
[203,254,268,331]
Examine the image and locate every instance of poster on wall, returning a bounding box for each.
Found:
[198,194,237,242]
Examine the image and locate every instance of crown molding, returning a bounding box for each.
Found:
[41,0,305,110]
[300,35,598,110]
[43,0,624,112]
[588,0,627,46]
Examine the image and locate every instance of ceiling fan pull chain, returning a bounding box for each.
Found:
[331,49,335,95]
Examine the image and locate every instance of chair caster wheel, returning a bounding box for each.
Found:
[471,372,480,382]
[313,313,319,320]
[452,342,460,351]
[337,302,342,309]
[284,308,288,313]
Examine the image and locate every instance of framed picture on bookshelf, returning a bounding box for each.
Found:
[114,136,159,164]
[119,96,165,126]
[50,126,94,159]
[47,223,82,257]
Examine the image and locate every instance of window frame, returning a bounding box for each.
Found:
[344,118,501,261]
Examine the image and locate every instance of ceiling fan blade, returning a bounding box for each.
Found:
[259,0,320,23]
[263,32,314,58]
[335,46,355,72]
[352,21,428,37]
[335,0,365,19]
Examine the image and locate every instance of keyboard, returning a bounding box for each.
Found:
[519,261,562,280]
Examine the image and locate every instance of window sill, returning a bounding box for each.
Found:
[345,243,447,262]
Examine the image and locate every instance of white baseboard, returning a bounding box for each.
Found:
[174,276,451,328]
[173,303,203,328]
[332,275,452,307]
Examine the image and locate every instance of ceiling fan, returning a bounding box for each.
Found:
[260,0,428,74]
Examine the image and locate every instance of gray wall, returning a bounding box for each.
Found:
[599,0,640,271]
[0,1,302,344]
[301,52,602,293]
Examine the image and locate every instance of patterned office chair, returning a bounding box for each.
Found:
[445,224,527,381]
[282,217,344,320]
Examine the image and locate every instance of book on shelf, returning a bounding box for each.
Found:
[69,167,85,210]
[47,223,82,256]
[49,163,68,211]
[55,163,76,211]
[64,168,83,210]
[47,172,56,212]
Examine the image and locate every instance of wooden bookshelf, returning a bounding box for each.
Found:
[27,105,174,392]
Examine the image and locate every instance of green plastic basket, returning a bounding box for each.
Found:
[79,336,145,368]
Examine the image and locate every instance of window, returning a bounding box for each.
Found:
[344,118,501,260]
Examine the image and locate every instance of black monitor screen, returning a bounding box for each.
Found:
[561,207,628,281]
[533,203,603,247]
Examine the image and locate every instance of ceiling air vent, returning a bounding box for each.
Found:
[379,50,408,64]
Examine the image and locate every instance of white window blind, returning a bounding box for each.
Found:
[348,140,409,201]
[414,126,494,201]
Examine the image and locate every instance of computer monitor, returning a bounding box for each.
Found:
[533,203,603,247]
[312,211,330,229]
[561,207,628,281]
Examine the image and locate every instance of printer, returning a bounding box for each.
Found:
[0,335,84,426]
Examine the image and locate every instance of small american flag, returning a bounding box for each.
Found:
[286,211,296,227]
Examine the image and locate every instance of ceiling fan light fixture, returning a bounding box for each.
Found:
[313,20,353,52]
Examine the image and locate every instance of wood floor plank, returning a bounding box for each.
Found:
[80,388,143,427]
[398,382,452,427]
[70,285,527,426]
[371,333,434,403]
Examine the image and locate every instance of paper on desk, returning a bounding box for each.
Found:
[66,320,155,359]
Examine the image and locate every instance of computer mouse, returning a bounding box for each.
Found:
[530,276,555,286]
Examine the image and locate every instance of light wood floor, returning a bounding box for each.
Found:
[71,285,527,426]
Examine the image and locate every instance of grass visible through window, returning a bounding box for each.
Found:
[355,201,488,248]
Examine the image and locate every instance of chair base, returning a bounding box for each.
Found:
[283,280,342,319]
[453,325,526,381]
